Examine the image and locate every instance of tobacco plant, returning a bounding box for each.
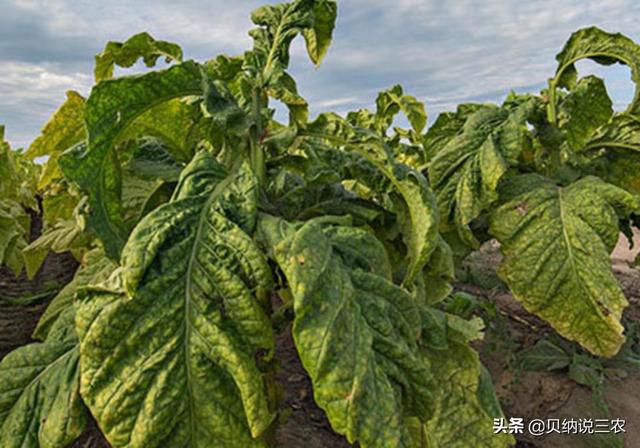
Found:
[0,126,39,276]
[424,27,640,358]
[1,1,639,447]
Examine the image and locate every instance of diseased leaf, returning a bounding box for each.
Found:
[428,100,535,247]
[423,104,484,162]
[420,235,454,306]
[418,311,513,448]
[58,61,203,259]
[119,98,208,163]
[265,71,309,126]
[0,308,86,448]
[95,32,183,82]
[22,219,83,279]
[249,0,328,80]
[26,91,86,189]
[375,85,426,135]
[0,200,30,275]
[552,27,640,114]
[77,152,274,448]
[259,215,433,448]
[302,0,337,66]
[583,114,640,194]
[305,113,439,285]
[557,76,612,153]
[0,126,39,210]
[490,175,639,357]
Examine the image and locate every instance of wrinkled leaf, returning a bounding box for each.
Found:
[26,91,86,189]
[0,308,86,448]
[557,76,612,153]
[77,152,274,447]
[429,100,535,247]
[59,61,203,259]
[260,215,433,447]
[584,114,640,194]
[0,200,30,275]
[305,113,439,285]
[490,175,638,357]
[552,26,640,114]
[302,0,337,66]
[417,310,513,448]
[95,32,183,82]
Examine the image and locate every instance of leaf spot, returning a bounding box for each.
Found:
[515,202,528,215]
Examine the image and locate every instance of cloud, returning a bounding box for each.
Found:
[1,0,640,146]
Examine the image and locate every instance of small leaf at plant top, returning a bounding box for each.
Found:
[77,152,275,447]
[375,85,427,135]
[490,174,640,357]
[249,0,335,81]
[302,0,337,66]
[94,32,183,82]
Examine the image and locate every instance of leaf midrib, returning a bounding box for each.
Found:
[183,168,238,447]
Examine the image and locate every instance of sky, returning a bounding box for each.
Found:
[1,0,640,149]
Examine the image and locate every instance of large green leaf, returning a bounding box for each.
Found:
[428,101,534,247]
[259,215,433,448]
[58,61,203,259]
[490,175,639,357]
[76,151,275,448]
[305,113,439,285]
[0,308,86,448]
[551,26,640,115]
[94,32,183,82]
[26,91,86,189]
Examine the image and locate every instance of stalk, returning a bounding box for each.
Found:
[251,86,266,185]
[547,77,558,126]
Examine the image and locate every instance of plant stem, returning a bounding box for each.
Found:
[547,77,558,126]
[251,86,266,185]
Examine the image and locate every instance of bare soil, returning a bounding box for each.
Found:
[466,237,640,448]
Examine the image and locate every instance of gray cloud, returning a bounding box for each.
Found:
[1,0,640,147]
